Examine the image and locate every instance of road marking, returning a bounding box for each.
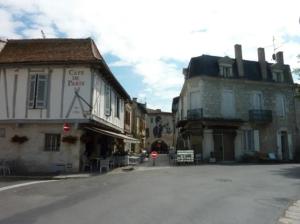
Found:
[0,180,58,192]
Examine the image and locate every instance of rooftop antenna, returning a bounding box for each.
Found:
[41,30,46,39]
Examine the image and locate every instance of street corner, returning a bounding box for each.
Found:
[278,200,300,224]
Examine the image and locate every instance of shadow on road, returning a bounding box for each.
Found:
[271,165,300,179]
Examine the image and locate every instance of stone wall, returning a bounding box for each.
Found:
[178,75,297,159]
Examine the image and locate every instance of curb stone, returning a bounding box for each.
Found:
[278,200,300,224]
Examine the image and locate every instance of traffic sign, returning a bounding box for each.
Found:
[63,123,70,133]
[151,151,158,159]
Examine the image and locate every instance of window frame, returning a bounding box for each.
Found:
[115,95,120,118]
[44,134,61,152]
[28,74,48,109]
[104,84,111,116]
[243,130,255,151]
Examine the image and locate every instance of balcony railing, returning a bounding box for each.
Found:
[187,108,203,120]
[249,109,272,123]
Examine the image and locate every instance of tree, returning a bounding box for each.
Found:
[293,54,300,77]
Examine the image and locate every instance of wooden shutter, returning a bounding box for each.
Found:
[28,75,37,108]
[104,84,111,116]
[36,74,48,108]
[254,130,260,152]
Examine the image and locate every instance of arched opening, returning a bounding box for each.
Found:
[151,140,168,154]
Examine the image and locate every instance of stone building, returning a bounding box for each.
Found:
[146,109,174,153]
[129,98,147,153]
[0,38,138,173]
[173,44,297,161]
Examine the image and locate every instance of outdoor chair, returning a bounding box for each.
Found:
[99,159,110,173]
[0,160,11,176]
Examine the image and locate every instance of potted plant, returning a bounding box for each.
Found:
[11,135,29,144]
[209,151,216,163]
[62,135,78,144]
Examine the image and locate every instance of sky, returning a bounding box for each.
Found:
[0,0,300,111]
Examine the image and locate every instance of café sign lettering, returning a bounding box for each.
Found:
[67,70,85,87]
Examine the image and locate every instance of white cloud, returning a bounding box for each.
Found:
[1,0,300,111]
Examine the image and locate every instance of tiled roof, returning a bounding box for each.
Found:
[187,54,293,83]
[0,38,101,64]
[0,38,131,100]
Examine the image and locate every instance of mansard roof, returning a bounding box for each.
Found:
[187,54,292,83]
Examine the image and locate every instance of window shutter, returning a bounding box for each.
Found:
[36,75,48,108]
[104,85,111,116]
[253,130,260,152]
[277,132,282,160]
[28,75,37,108]
[287,134,293,160]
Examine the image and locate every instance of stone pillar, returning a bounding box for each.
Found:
[202,129,214,160]
[234,130,243,161]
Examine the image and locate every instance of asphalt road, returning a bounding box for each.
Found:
[0,157,299,224]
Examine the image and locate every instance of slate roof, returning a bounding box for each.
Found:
[187,54,292,83]
[0,38,130,100]
[172,96,179,113]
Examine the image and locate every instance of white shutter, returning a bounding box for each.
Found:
[276,132,282,160]
[222,90,235,117]
[253,130,260,152]
[190,91,200,109]
[36,74,48,108]
[28,75,37,108]
[288,134,293,160]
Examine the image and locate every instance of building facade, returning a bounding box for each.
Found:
[0,38,137,173]
[146,109,174,153]
[130,98,147,153]
[174,45,297,161]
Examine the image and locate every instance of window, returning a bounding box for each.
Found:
[221,66,232,77]
[28,74,48,109]
[115,96,120,118]
[104,84,111,116]
[273,71,284,82]
[253,92,263,110]
[276,94,286,117]
[221,89,235,118]
[190,91,201,109]
[150,118,153,123]
[45,134,61,151]
[125,110,131,125]
[243,130,254,151]
[0,128,5,137]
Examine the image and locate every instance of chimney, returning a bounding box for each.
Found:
[258,48,268,80]
[234,44,244,77]
[276,51,284,65]
[132,97,137,102]
[0,39,7,52]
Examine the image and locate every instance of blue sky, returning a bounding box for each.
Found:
[0,0,300,111]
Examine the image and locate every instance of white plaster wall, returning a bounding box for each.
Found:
[91,71,125,131]
[0,123,83,173]
[0,66,92,121]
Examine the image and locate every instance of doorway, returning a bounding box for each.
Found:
[213,129,235,161]
[280,131,289,160]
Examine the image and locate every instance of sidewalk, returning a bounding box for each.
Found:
[278,200,300,224]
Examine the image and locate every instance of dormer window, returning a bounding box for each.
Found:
[218,56,234,78]
[221,65,232,77]
[273,70,284,82]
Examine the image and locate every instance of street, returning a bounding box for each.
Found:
[0,157,299,224]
